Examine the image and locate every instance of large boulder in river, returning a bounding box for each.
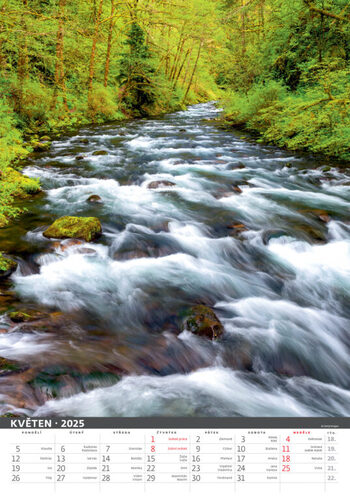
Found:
[0,254,17,280]
[43,216,102,242]
[184,305,224,340]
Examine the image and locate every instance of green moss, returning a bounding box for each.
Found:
[31,141,51,152]
[0,253,17,274]
[8,311,32,323]
[43,216,102,242]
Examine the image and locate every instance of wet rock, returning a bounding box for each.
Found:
[79,138,89,144]
[262,229,289,245]
[76,248,96,255]
[299,208,331,224]
[318,213,331,223]
[51,238,84,252]
[0,254,17,280]
[147,180,176,189]
[114,250,149,261]
[231,162,246,169]
[87,194,103,204]
[227,223,247,235]
[179,128,186,132]
[294,224,326,243]
[92,150,108,156]
[75,155,85,160]
[8,310,47,323]
[184,305,224,340]
[43,216,102,242]
[232,184,242,193]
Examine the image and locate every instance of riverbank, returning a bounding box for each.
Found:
[0,92,213,229]
[220,82,350,163]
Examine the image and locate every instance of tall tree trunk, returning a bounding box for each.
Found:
[17,0,28,113]
[0,5,6,75]
[52,0,68,110]
[104,0,116,87]
[241,0,246,56]
[87,0,104,112]
[182,40,202,103]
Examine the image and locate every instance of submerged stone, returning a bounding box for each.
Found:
[184,305,224,340]
[43,216,102,242]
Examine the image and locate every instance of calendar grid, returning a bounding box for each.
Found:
[7,428,340,492]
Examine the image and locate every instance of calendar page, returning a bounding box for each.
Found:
[1,1,350,499]
[0,417,348,499]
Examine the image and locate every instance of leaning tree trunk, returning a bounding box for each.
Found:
[182,40,202,103]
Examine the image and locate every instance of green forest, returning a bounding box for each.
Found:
[0,0,349,228]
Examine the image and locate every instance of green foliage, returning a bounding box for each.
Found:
[219,0,350,160]
[0,253,17,273]
[224,71,350,160]
[117,23,156,115]
[87,84,124,122]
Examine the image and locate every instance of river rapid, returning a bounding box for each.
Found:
[0,102,350,417]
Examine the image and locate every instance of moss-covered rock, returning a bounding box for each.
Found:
[43,216,102,242]
[0,253,17,279]
[92,150,108,156]
[8,310,46,323]
[2,167,41,198]
[32,141,51,152]
[184,305,224,340]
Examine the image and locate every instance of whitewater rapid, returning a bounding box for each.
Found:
[1,102,349,417]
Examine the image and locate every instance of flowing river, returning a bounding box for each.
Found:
[1,102,350,417]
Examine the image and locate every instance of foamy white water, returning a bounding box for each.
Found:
[0,102,348,417]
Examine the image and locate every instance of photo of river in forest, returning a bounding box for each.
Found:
[0,1,349,418]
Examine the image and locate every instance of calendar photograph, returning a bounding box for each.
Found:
[0,0,349,424]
